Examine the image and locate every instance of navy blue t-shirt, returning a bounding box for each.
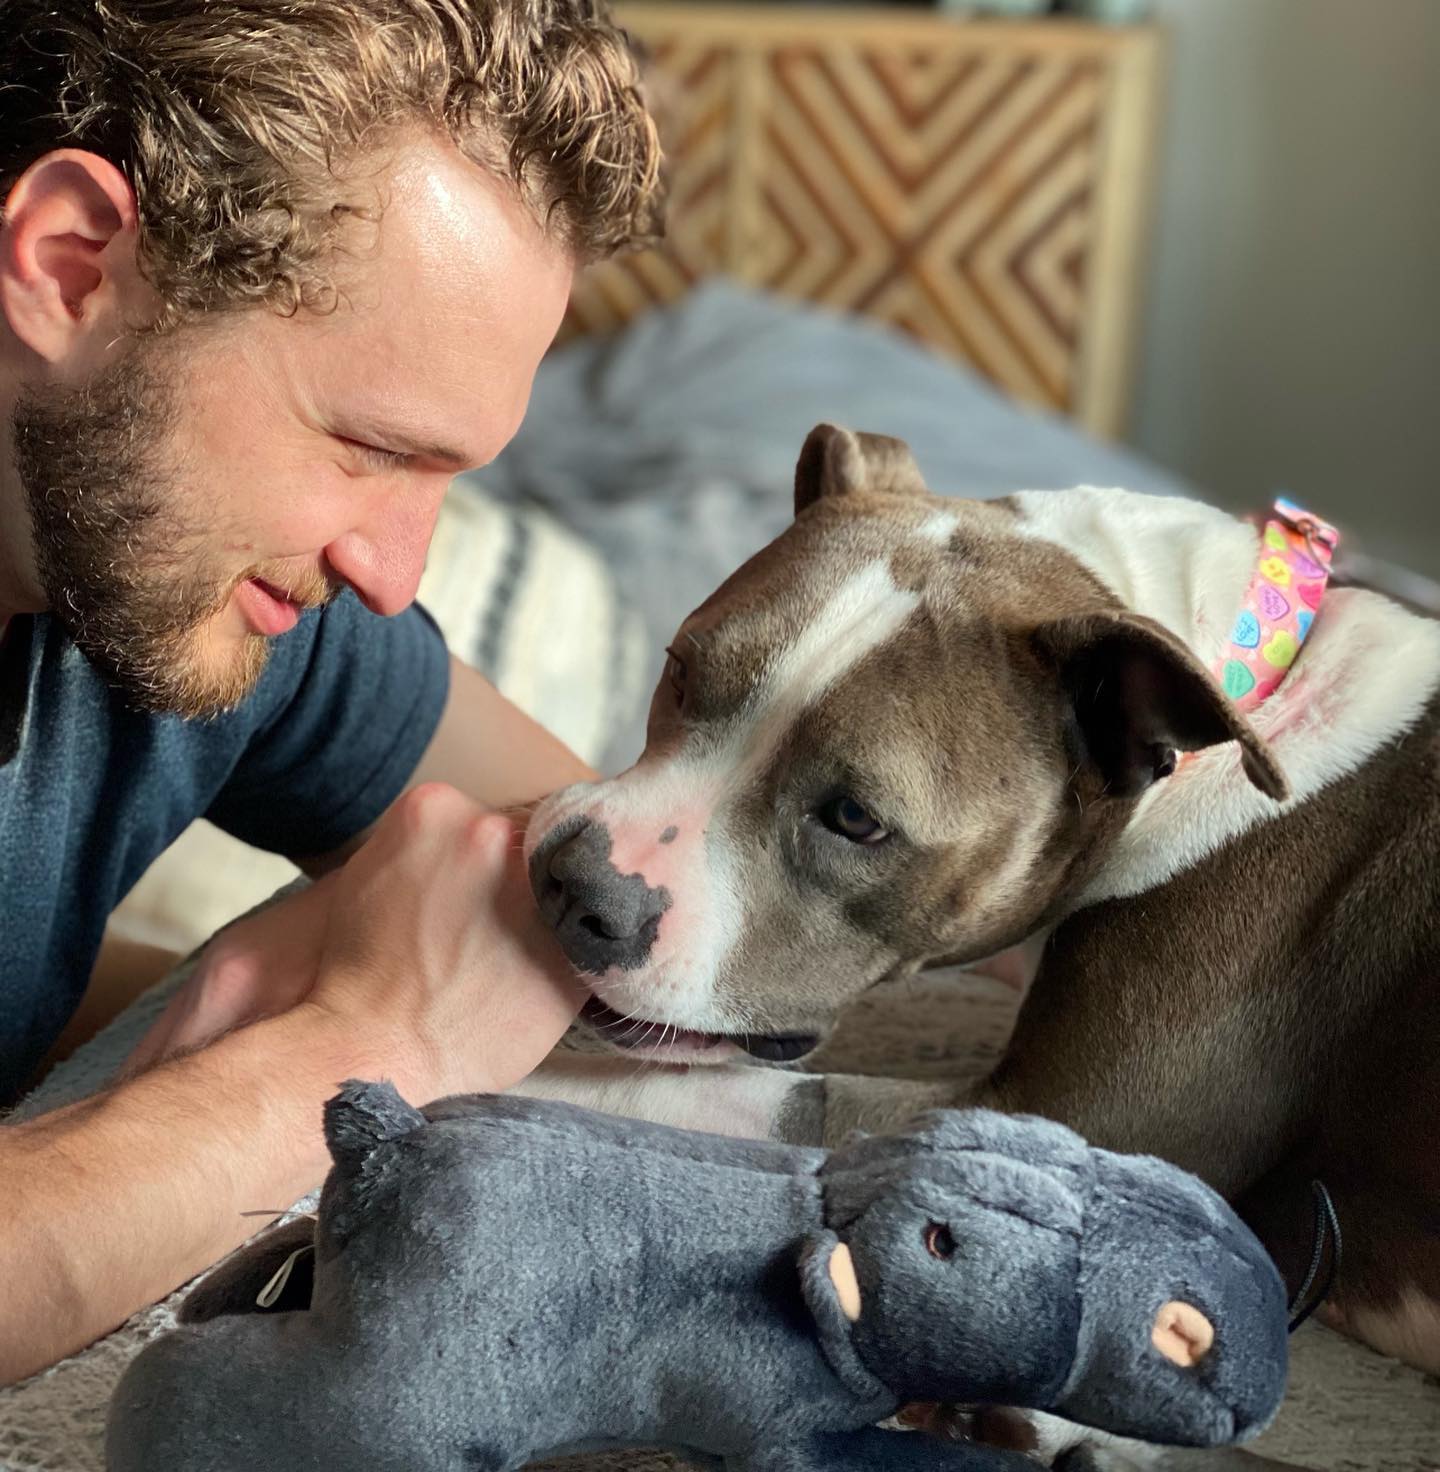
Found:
[0,592,450,1099]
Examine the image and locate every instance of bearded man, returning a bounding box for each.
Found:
[0,0,661,1381]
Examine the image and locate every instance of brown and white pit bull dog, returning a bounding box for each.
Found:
[520,424,1440,1468]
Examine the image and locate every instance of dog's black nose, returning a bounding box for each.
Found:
[529,817,672,974]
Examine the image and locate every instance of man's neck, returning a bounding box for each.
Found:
[0,373,50,623]
[0,486,47,626]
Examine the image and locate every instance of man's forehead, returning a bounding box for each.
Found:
[374,137,572,316]
[272,136,575,465]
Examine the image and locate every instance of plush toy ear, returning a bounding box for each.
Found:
[794,423,929,516]
[1032,610,1289,802]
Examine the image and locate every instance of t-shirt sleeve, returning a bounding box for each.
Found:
[204,592,451,857]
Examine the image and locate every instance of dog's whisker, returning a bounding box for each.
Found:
[615,1017,646,1046]
[607,1000,654,1049]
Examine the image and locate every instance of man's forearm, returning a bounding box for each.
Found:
[408,656,597,807]
[299,656,597,877]
[1,1001,395,1385]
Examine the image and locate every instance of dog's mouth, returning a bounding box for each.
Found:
[579,996,820,1064]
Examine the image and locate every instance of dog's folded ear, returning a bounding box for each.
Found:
[1033,611,1289,802]
[794,424,929,516]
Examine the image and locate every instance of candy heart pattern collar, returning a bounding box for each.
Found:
[1216,498,1339,713]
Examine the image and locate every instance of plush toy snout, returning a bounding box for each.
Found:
[817,1108,1287,1448]
[1054,1146,1289,1447]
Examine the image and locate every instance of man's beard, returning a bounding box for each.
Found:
[10,336,324,718]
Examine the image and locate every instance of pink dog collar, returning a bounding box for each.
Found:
[1215,498,1339,712]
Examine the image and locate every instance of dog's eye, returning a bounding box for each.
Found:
[664,647,688,704]
[924,1222,957,1261]
[818,795,889,845]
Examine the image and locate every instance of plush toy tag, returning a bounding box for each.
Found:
[256,1245,315,1309]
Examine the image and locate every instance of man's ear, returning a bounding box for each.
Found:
[1033,610,1289,802]
[0,150,139,363]
[794,423,929,517]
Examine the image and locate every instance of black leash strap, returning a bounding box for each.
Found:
[1287,1179,1342,1333]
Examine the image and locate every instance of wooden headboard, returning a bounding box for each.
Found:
[564,6,1163,437]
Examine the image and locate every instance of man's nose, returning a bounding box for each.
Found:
[529,817,671,975]
[324,479,447,617]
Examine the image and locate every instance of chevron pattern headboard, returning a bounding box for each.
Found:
[564,6,1163,437]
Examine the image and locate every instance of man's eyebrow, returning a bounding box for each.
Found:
[342,421,476,469]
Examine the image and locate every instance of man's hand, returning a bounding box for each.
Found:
[123,876,333,1075]
[126,784,582,1101]
[309,782,583,1100]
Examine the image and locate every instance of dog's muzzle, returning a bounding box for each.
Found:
[529,817,672,975]
[529,814,824,1063]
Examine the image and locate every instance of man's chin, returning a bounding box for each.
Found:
[84,628,272,719]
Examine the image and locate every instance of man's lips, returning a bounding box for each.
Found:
[235,577,303,636]
[578,996,820,1063]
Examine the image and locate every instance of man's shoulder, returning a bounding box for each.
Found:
[7,600,341,782]
[15,607,318,748]
[6,596,449,848]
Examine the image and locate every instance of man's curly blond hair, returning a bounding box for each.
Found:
[1,0,664,324]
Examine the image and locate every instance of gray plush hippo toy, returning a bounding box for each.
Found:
[106,1084,1288,1472]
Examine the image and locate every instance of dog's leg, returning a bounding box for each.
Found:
[963,909,1316,1200]
[513,1054,831,1143]
[515,1053,961,1146]
[925,1402,1320,1472]
[808,1072,971,1144]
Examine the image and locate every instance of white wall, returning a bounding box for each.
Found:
[1128,0,1440,578]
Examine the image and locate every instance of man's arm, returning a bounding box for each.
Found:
[408,655,597,805]
[2,787,584,1385]
[3,1003,360,1383]
[297,654,596,876]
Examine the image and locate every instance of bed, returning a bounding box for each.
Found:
[563,4,1163,440]
[8,9,1439,1471]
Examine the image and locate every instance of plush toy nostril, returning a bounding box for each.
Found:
[827,1242,862,1322]
[1151,1300,1215,1367]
